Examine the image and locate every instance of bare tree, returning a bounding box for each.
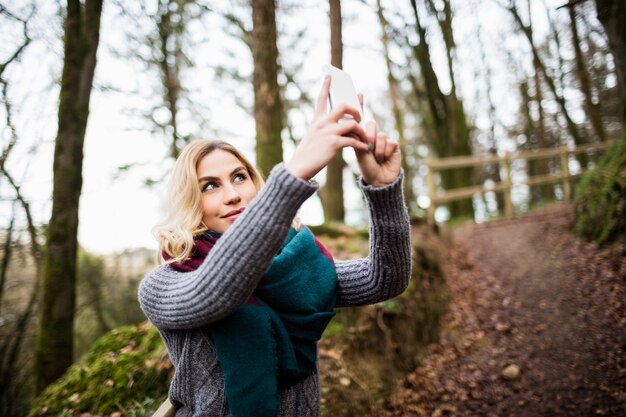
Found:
[577,4,623,138]
[407,0,473,218]
[33,0,104,394]
[567,2,607,142]
[319,0,347,222]
[0,4,45,414]
[250,0,284,177]
[504,0,585,146]
[594,0,625,126]
[154,0,197,159]
[375,0,416,213]
[474,21,506,215]
[526,0,553,202]
[544,0,568,97]
[111,0,213,168]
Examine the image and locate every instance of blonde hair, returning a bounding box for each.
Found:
[154,139,301,264]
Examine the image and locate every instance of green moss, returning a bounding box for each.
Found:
[28,322,171,417]
[573,139,626,246]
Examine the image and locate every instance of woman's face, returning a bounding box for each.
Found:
[196,149,258,234]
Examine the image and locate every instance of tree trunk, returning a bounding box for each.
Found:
[320,0,346,222]
[157,1,183,159]
[476,24,505,216]
[376,0,416,213]
[527,0,553,203]
[569,3,607,142]
[594,0,626,127]
[0,205,15,316]
[520,79,550,203]
[250,0,284,178]
[408,1,447,150]
[33,0,103,394]
[410,0,473,219]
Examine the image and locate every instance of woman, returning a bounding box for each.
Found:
[138,76,412,417]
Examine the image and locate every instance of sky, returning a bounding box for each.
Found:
[1,0,575,254]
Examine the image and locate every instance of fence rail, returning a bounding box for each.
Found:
[425,142,611,223]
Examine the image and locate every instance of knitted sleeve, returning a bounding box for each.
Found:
[138,164,318,330]
[334,171,412,307]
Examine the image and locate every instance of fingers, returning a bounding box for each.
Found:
[374,132,387,162]
[332,120,367,142]
[371,132,399,163]
[358,93,364,113]
[365,120,377,149]
[336,136,370,153]
[385,138,399,160]
[326,104,362,124]
[314,76,331,118]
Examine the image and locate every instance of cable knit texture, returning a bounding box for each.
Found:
[138,163,412,416]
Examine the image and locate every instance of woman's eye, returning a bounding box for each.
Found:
[234,173,247,182]
[203,182,218,192]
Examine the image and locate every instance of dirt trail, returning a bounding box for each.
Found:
[378,203,626,417]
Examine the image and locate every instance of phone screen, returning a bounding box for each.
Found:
[323,65,363,122]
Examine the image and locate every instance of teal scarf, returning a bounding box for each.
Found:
[207,226,337,417]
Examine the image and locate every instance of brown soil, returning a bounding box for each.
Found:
[376,203,626,417]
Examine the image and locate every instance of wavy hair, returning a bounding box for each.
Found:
[153,139,301,264]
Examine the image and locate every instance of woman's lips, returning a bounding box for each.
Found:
[225,213,240,221]
[222,208,244,219]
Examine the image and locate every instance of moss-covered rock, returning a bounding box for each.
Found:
[573,139,626,246]
[28,322,171,417]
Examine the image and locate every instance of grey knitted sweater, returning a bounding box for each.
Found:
[138,163,412,416]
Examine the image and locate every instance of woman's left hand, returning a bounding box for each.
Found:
[354,94,402,187]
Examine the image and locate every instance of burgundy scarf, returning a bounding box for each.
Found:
[162,229,334,273]
[162,232,221,272]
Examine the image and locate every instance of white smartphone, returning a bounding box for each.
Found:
[323,64,363,123]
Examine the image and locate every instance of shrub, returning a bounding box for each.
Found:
[573,139,626,246]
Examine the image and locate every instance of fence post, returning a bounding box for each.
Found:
[503,152,513,218]
[426,157,436,223]
[560,145,572,201]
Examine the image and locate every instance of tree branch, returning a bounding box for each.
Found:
[221,11,252,48]
[556,0,588,10]
[0,168,43,264]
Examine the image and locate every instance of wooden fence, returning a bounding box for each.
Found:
[425,142,611,223]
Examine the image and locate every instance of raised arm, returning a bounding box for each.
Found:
[138,165,317,330]
[139,77,372,331]
[334,171,412,307]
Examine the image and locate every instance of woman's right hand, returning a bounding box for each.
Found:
[284,76,370,181]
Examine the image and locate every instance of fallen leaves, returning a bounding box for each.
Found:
[376,204,626,417]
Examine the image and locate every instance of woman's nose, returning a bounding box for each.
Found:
[223,184,242,205]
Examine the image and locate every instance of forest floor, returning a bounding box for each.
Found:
[376,203,626,417]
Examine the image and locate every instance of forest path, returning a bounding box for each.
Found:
[378,203,626,417]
